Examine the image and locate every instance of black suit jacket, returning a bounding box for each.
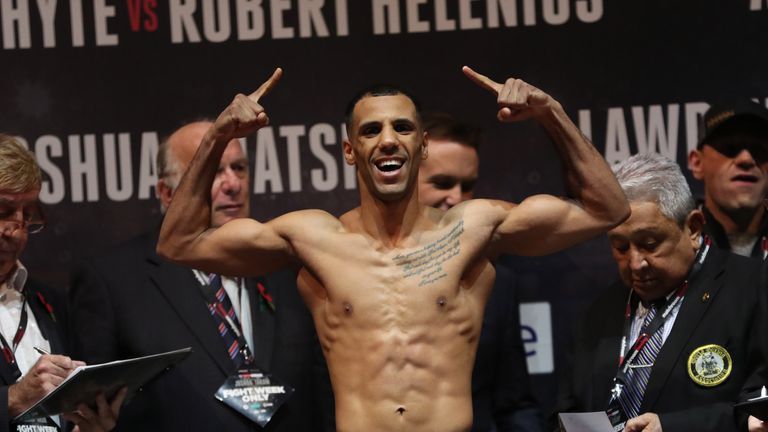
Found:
[556,248,768,431]
[472,263,544,432]
[68,231,334,432]
[0,278,68,432]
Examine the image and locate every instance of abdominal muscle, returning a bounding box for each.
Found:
[306,274,489,432]
[330,325,477,432]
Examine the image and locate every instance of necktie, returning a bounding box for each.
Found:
[206,274,246,368]
[617,304,665,419]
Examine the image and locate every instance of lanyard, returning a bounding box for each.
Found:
[194,273,254,365]
[0,295,29,373]
[616,239,710,377]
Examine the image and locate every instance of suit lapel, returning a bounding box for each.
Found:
[147,247,235,376]
[26,288,65,355]
[591,288,627,410]
[0,283,65,385]
[592,335,622,409]
[248,276,275,372]
[641,248,726,411]
[0,352,20,385]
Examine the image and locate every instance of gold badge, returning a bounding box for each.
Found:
[687,344,732,387]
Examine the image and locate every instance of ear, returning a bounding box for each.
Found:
[156,178,174,210]
[421,131,429,160]
[684,209,705,248]
[688,149,704,181]
[343,139,355,166]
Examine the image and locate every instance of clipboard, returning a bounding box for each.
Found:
[14,347,192,422]
[734,387,768,421]
[558,412,615,432]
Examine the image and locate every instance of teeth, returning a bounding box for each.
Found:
[376,159,404,171]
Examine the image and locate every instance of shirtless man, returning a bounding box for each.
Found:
[157,67,630,432]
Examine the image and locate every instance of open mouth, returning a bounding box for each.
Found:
[731,174,759,183]
[374,158,405,173]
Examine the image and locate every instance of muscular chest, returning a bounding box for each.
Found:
[298,220,494,326]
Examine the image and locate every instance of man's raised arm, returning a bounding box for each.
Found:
[157,68,296,276]
[462,67,630,256]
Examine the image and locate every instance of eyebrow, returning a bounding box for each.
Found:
[608,228,660,241]
[0,197,39,208]
[358,117,416,128]
[357,120,381,131]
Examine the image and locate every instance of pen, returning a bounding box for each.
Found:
[33,346,50,355]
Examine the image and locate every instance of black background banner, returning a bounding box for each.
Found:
[1,0,766,413]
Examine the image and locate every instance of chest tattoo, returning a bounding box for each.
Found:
[392,220,464,287]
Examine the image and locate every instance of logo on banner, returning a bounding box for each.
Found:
[520,302,554,374]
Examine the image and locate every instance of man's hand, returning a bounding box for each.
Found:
[7,354,84,416]
[749,415,768,431]
[462,66,555,122]
[210,67,282,142]
[623,413,662,432]
[63,387,128,432]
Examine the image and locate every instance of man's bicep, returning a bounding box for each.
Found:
[492,195,606,256]
[185,217,296,276]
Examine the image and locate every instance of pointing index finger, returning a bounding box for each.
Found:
[249,67,283,102]
[462,66,501,95]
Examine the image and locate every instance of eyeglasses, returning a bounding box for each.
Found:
[705,134,768,163]
[0,204,45,235]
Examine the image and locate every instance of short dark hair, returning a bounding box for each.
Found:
[344,84,421,133]
[420,112,481,149]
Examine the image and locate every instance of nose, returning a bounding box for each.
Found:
[628,248,648,272]
[0,221,24,238]
[734,148,757,168]
[218,168,242,196]
[379,126,398,153]
[0,210,25,237]
[444,185,463,209]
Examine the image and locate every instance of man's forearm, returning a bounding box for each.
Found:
[157,130,227,261]
[538,103,629,227]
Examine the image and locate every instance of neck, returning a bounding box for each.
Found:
[705,197,765,235]
[358,182,423,248]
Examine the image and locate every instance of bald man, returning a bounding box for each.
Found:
[68,122,334,432]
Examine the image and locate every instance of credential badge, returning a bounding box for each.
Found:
[687,344,732,387]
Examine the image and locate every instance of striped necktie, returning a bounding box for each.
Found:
[617,304,665,419]
[206,274,245,368]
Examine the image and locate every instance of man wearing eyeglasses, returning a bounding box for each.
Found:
[688,101,768,258]
[0,134,125,432]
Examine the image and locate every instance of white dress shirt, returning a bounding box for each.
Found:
[193,270,254,354]
[0,262,52,377]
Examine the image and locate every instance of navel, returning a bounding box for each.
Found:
[396,406,406,416]
[436,296,447,309]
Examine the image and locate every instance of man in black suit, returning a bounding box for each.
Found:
[688,100,768,259]
[417,112,544,432]
[0,134,124,432]
[556,153,768,432]
[68,122,333,431]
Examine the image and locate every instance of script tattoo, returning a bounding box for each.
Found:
[393,220,464,286]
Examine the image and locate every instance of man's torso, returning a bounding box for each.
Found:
[293,207,497,431]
